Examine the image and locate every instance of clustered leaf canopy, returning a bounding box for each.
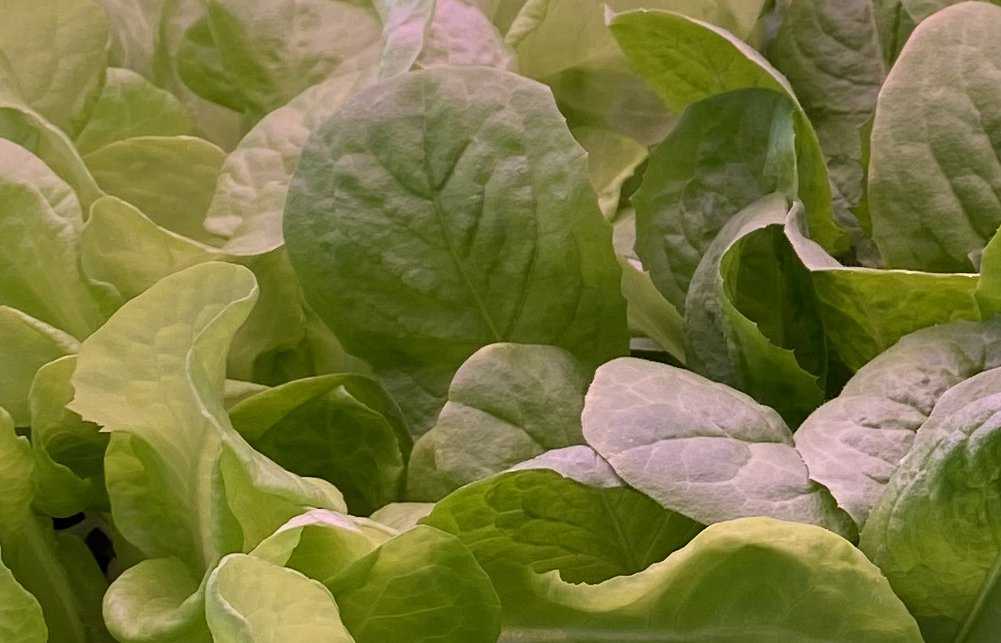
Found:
[2,1,1001,642]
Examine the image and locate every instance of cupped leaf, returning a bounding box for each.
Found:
[0,308,78,427]
[285,66,628,433]
[28,356,108,518]
[869,1,1001,271]
[0,139,116,338]
[861,367,1001,641]
[80,196,221,301]
[206,554,355,643]
[582,357,855,538]
[795,319,1001,526]
[83,135,226,243]
[69,262,346,640]
[0,407,111,642]
[75,68,195,155]
[407,343,589,500]
[500,517,922,642]
[249,509,389,582]
[785,203,979,371]
[327,525,502,643]
[633,88,798,310]
[0,0,108,134]
[229,374,410,515]
[609,7,847,253]
[685,194,827,426]
[102,557,211,643]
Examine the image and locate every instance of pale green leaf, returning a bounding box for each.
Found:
[582,357,855,537]
[0,0,109,134]
[83,135,226,243]
[0,308,78,426]
[408,343,588,500]
[206,554,355,643]
[76,67,194,155]
[796,319,1001,526]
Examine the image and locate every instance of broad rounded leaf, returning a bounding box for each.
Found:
[796,319,1001,526]
[582,357,855,537]
[869,2,1001,271]
[285,66,628,432]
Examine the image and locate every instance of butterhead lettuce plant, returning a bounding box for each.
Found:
[1,1,1001,642]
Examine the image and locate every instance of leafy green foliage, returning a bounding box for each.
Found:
[4,1,1001,640]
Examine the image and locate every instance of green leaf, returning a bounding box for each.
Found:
[0,0,109,135]
[869,2,1001,271]
[0,85,104,207]
[83,135,226,243]
[95,0,161,78]
[69,262,347,640]
[608,7,847,254]
[76,68,195,155]
[685,194,827,426]
[285,66,628,433]
[176,16,245,114]
[368,503,434,532]
[102,557,211,643]
[28,356,108,517]
[206,554,355,643]
[0,407,111,642]
[861,366,1001,641]
[506,0,766,144]
[795,319,1001,526]
[574,126,647,219]
[0,547,47,643]
[204,69,374,256]
[0,308,78,427]
[424,463,702,590]
[204,0,382,116]
[377,0,514,79]
[0,139,117,338]
[328,525,502,643]
[767,0,886,229]
[582,357,855,538]
[408,343,589,501]
[229,374,410,515]
[786,203,979,371]
[152,0,245,150]
[633,88,798,309]
[499,517,922,642]
[902,0,1001,21]
[249,509,390,583]
[618,255,687,363]
[80,196,221,301]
